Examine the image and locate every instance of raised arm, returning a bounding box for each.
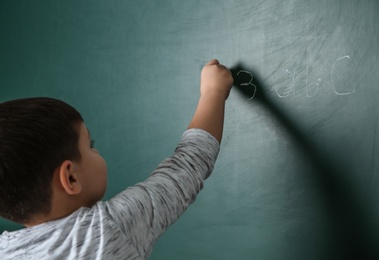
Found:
[105,59,233,258]
[187,59,234,143]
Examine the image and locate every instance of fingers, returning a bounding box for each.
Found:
[218,64,231,74]
[206,59,220,66]
[205,59,231,73]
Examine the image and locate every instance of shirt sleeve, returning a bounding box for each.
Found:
[103,128,220,258]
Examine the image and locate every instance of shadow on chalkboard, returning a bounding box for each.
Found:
[230,63,377,259]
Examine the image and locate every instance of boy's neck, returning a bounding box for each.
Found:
[24,173,87,227]
[24,197,84,227]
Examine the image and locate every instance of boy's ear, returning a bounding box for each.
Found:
[58,160,82,195]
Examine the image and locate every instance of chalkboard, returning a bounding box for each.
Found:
[1,0,379,259]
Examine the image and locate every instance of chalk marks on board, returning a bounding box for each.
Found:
[306,65,322,97]
[236,70,257,100]
[234,55,355,100]
[331,55,354,96]
[276,68,296,98]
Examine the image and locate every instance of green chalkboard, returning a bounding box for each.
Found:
[1,1,379,259]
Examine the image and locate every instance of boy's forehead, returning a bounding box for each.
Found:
[79,122,90,138]
[86,126,90,137]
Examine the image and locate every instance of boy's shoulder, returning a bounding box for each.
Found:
[0,206,101,258]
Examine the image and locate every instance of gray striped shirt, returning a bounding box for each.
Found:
[0,129,219,259]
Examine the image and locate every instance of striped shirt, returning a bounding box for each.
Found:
[0,129,220,259]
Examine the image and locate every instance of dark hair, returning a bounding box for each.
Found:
[0,97,83,224]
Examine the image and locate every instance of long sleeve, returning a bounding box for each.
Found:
[0,129,220,260]
[104,128,220,258]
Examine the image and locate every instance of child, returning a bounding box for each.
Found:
[0,59,233,259]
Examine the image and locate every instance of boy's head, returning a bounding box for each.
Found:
[0,97,107,225]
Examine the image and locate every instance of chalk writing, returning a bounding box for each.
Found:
[236,70,256,100]
[306,65,322,97]
[236,55,353,99]
[275,68,296,98]
[331,55,355,95]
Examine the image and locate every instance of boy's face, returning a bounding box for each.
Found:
[75,122,108,207]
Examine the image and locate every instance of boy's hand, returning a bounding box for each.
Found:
[200,59,233,100]
[188,59,233,143]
